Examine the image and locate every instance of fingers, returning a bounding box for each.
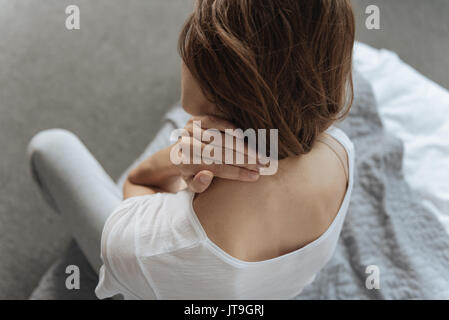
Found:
[189,170,214,193]
[179,116,263,189]
[191,115,238,132]
[185,166,259,194]
[185,116,262,163]
[180,162,260,182]
[211,164,260,182]
[179,136,260,169]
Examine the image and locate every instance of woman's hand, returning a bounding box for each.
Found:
[172,115,262,193]
[124,115,262,197]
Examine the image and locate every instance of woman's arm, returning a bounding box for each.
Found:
[122,179,157,199]
[123,115,262,199]
[123,144,185,199]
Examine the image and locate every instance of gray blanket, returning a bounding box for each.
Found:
[30,72,449,300]
[297,72,449,299]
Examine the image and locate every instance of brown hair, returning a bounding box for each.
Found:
[179,0,355,158]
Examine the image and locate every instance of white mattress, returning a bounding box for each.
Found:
[353,42,449,234]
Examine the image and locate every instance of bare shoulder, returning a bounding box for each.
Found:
[192,137,349,262]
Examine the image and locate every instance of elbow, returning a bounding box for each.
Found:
[127,167,141,185]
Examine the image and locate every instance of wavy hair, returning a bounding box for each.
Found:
[179,0,355,158]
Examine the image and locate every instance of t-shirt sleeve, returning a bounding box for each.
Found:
[95,196,158,300]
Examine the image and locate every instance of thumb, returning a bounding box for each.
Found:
[191,170,214,193]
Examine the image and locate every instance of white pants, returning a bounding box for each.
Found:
[27,106,190,272]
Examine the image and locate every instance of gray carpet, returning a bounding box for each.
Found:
[0,0,448,299]
[353,0,449,90]
[0,0,192,300]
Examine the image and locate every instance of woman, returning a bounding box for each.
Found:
[28,0,355,299]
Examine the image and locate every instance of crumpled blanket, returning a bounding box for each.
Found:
[30,71,449,300]
[296,71,449,299]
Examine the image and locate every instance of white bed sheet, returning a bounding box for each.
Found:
[353,42,449,234]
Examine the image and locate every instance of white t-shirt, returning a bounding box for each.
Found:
[95,126,355,300]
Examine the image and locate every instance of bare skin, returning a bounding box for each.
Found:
[193,141,348,262]
[124,61,348,262]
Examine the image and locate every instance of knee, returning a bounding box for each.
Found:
[27,129,79,164]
